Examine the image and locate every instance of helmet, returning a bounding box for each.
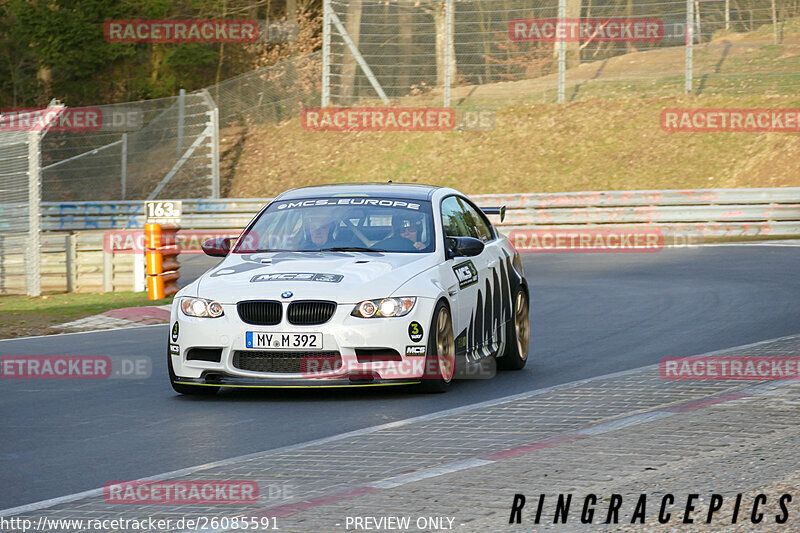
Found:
[393,213,423,234]
[303,211,335,232]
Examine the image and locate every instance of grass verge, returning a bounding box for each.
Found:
[0,292,173,340]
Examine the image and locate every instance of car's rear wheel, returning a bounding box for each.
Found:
[497,287,529,370]
[419,301,455,393]
[168,345,219,396]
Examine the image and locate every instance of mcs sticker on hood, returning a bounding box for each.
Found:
[250,272,343,283]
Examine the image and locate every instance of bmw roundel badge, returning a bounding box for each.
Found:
[281,291,293,299]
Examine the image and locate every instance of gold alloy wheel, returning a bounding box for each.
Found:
[436,307,455,382]
[514,291,530,361]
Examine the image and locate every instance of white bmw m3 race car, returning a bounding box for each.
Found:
[168,183,530,394]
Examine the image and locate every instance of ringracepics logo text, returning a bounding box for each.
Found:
[509,493,792,525]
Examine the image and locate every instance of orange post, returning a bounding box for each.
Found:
[145,223,181,300]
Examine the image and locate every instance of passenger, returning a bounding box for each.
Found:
[378,213,427,251]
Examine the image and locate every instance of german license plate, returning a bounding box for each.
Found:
[245,332,322,350]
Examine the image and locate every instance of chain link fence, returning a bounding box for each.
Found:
[40,91,218,203]
[206,52,322,128]
[323,0,800,106]
[0,95,219,295]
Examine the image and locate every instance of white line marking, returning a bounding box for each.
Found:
[576,411,675,435]
[368,459,493,489]
[687,243,800,247]
[2,332,800,517]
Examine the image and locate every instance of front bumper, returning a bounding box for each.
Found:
[169,298,436,384]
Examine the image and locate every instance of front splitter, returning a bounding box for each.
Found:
[174,375,422,389]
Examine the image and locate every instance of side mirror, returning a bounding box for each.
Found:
[446,236,484,259]
[202,237,233,257]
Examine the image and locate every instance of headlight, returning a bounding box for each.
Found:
[180,297,225,318]
[352,297,416,318]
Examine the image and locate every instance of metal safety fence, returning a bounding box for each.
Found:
[322,0,800,106]
[0,104,53,297]
[39,91,219,203]
[37,187,800,233]
[0,94,219,295]
[2,186,797,295]
[205,53,322,128]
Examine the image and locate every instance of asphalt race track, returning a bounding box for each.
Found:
[2,245,799,511]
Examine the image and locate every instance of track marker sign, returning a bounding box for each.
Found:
[145,201,182,225]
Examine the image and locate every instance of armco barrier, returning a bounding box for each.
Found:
[2,187,799,294]
[38,187,800,235]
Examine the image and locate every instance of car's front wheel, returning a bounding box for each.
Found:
[497,287,529,370]
[168,345,219,396]
[419,301,455,393]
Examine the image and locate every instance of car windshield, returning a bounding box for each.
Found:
[234,197,435,253]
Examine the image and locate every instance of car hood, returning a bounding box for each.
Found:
[195,251,439,304]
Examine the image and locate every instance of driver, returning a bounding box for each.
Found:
[298,212,336,249]
[298,209,360,250]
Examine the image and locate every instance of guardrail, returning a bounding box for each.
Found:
[38,187,800,236]
[2,187,799,294]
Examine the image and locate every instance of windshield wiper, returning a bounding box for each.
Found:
[316,247,385,252]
